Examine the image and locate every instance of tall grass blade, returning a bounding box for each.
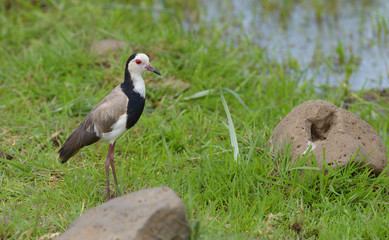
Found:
[220,90,239,162]
[223,88,250,111]
[183,89,216,100]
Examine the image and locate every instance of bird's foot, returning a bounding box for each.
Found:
[105,190,120,202]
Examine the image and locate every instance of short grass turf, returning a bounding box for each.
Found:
[1,0,389,239]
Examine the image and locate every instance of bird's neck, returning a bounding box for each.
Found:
[123,70,146,98]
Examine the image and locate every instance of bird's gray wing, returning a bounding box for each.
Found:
[59,86,128,162]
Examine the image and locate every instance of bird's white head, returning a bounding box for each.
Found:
[126,53,161,77]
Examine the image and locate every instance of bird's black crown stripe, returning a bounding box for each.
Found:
[126,53,137,65]
[124,53,138,83]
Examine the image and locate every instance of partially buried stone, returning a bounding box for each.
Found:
[269,100,387,174]
[0,215,9,226]
[89,39,127,55]
[57,187,190,240]
[0,215,10,239]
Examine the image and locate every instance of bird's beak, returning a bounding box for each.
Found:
[145,64,161,76]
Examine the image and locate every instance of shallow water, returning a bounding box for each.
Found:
[188,0,389,90]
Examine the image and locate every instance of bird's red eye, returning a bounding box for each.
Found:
[136,59,142,64]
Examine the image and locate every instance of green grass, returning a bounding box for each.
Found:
[1,0,389,239]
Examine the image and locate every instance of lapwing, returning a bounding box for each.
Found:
[58,53,161,200]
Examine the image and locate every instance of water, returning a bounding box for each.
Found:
[187,0,389,91]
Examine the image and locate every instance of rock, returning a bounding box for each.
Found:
[0,215,9,226]
[89,39,127,55]
[57,187,190,240]
[0,215,10,238]
[269,100,387,174]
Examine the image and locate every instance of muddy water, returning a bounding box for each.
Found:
[191,0,389,90]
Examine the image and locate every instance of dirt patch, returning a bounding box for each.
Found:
[290,221,303,234]
[50,130,64,147]
[0,151,14,160]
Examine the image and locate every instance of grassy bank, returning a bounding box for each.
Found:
[1,0,388,239]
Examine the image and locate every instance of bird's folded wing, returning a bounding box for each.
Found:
[80,85,128,135]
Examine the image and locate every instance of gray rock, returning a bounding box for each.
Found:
[0,215,10,239]
[58,187,190,240]
[269,100,387,174]
[90,39,127,55]
[0,215,9,227]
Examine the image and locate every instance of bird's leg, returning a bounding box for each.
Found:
[104,154,111,201]
[109,141,120,197]
[104,142,116,201]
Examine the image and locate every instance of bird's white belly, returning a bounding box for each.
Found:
[100,114,128,144]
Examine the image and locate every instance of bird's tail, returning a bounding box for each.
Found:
[58,127,100,163]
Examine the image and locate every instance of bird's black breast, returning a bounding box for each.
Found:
[120,82,145,129]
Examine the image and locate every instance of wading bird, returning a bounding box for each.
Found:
[58,53,161,200]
